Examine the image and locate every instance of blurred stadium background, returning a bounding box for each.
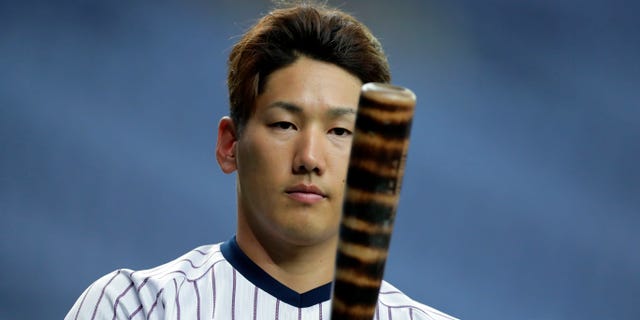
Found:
[1,0,638,319]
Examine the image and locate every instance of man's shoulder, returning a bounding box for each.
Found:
[379,281,459,320]
[127,243,226,288]
[65,243,228,320]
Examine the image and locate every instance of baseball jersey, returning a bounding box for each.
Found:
[66,236,457,320]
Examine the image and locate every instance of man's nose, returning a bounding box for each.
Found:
[292,128,326,175]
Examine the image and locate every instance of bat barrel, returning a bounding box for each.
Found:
[330,83,417,320]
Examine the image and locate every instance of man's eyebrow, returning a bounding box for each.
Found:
[327,107,356,119]
[267,101,303,114]
[267,101,356,118]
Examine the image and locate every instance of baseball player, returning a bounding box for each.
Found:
[66,2,457,319]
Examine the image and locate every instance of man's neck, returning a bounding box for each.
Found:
[235,228,338,293]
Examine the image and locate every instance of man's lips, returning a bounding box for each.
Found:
[285,184,327,204]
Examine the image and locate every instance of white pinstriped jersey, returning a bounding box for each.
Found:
[66,237,457,320]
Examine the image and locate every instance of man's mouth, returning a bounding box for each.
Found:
[285,184,327,204]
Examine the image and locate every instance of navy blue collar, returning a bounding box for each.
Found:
[221,236,332,308]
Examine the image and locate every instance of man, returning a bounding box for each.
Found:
[66,2,457,319]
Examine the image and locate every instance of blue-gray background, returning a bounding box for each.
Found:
[1,0,638,319]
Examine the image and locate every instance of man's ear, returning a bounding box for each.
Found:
[216,116,238,174]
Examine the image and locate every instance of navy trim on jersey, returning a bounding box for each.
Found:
[221,236,332,308]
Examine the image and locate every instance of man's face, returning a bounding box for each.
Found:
[234,56,362,247]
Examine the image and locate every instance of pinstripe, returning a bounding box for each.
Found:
[147,288,164,318]
[134,256,223,305]
[274,300,279,320]
[380,302,439,312]
[194,281,201,320]
[298,307,302,320]
[173,279,181,320]
[377,300,439,320]
[73,283,94,320]
[253,286,258,320]
[388,305,392,320]
[137,252,220,292]
[135,278,149,293]
[118,257,224,320]
[318,301,322,320]
[142,248,209,275]
[91,270,121,320]
[211,267,216,319]
[377,282,457,320]
[194,248,208,255]
[112,281,134,320]
[379,290,402,295]
[135,248,217,290]
[127,305,143,320]
[232,269,237,320]
[136,257,205,290]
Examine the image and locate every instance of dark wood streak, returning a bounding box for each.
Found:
[358,95,415,113]
[345,166,400,194]
[353,113,412,140]
[330,83,416,320]
[339,224,391,249]
[342,199,396,224]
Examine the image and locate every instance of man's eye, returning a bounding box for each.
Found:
[329,128,352,136]
[269,122,296,130]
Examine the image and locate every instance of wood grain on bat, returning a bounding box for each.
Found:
[330,83,416,320]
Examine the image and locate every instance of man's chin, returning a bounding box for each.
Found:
[279,228,339,248]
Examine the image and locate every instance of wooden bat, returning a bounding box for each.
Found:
[330,82,417,320]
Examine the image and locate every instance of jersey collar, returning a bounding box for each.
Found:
[221,236,332,308]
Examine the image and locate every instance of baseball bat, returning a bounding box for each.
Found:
[330,82,417,320]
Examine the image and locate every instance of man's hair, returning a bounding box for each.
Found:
[227,1,391,133]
